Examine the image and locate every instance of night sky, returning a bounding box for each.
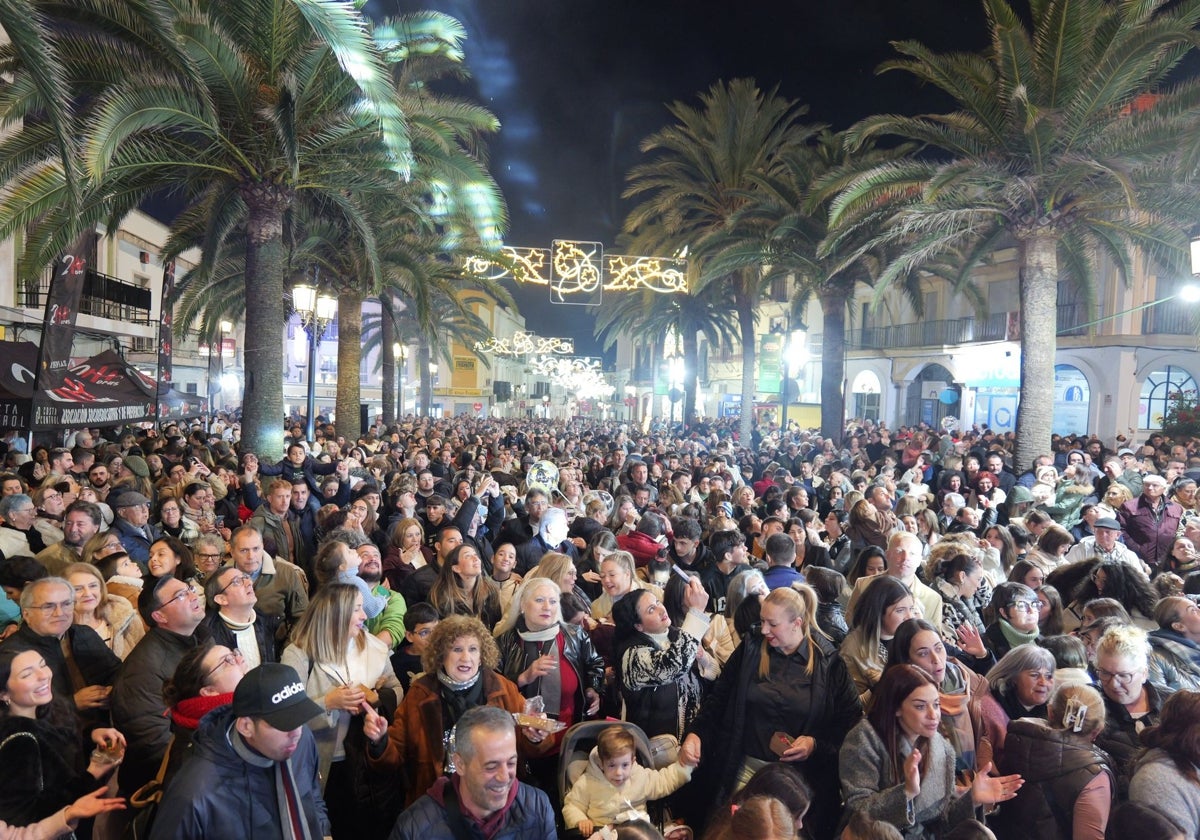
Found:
[374,0,993,357]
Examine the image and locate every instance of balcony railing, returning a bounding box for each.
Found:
[20,268,154,325]
[846,313,1009,350]
[1143,305,1196,336]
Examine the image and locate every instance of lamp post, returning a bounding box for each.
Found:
[392,342,408,419]
[667,356,684,426]
[292,279,337,443]
[780,329,808,435]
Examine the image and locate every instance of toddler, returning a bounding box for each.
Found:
[314,539,387,618]
[563,726,692,837]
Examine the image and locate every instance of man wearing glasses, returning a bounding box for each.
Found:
[111,576,208,798]
[0,576,120,727]
[202,566,279,669]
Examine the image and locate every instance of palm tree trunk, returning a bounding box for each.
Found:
[1015,232,1058,471]
[818,288,848,439]
[682,328,699,429]
[417,339,432,417]
[335,287,364,441]
[736,287,757,446]
[239,184,291,458]
[380,291,395,427]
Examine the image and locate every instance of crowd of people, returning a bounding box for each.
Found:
[0,413,1198,840]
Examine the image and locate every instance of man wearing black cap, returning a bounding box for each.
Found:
[150,662,330,839]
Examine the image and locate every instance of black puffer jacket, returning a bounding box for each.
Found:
[495,621,604,717]
[995,718,1115,839]
[149,705,329,839]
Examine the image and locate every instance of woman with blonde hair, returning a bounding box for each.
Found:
[64,562,143,660]
[533,550,592,614]
[995,683,1115,839]
[281,583,402,837]
[428,543,501,630]
[683,585,862,838]
[591,550,661,622]
[1093,624,1168,792]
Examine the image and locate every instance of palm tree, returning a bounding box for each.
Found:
[622,78,820,444]
[710,129,924,438]
[594,281,739,427]
[0,0,412,456]
[831,0,1200,469]
[361,283,497,417]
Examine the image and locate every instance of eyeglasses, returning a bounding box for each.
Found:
[217,574,252,595]
[195,552,222,560]
[204,649,244,681]
[8,507,35,516]
[159,587,193,609]
[1007,600,1038,613]
[27,599,74,615]
[1095,666,1140,686]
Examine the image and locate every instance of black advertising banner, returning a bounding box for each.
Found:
[0,341,37,430]
[155,259,175,411]
[31,231,90,424]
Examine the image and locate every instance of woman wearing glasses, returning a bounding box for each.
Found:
[1093,625,1169,795]
[977,643,1057,765]
[64,563,144,660]
[30,484,66,548]
[161,640,249,783]
[982,582,1041,660]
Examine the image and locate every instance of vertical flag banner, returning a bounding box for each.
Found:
[155,259,175,417]
[31,232,90,427]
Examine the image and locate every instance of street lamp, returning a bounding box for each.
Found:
[392,342,408,419]
[667,356,684,425]
[292,279,337,442]
[781,329,808,434]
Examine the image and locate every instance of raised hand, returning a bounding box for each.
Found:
[904,748,922,799]
[970,762,1024,806]
[361,700,387,743]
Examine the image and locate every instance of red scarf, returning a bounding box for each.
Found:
[171,693,233,731]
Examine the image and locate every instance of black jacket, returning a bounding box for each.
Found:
[0,715,96,825]
[201,610,281,665]
[496,621,604,717]
[149,705,329,840]
[0,622,121,703]
[686,631,862,836]
[111,625,208,795]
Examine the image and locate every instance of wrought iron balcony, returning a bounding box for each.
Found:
[20,268,154,325]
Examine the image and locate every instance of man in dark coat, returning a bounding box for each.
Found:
[150,663,330,839]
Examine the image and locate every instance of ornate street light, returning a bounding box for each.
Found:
[392,342,409,418]
[292,277,337,442]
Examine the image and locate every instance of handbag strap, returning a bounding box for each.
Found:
[129,734,175,808]
[0,730,43,792]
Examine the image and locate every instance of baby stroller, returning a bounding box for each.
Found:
[557,720,691,840]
